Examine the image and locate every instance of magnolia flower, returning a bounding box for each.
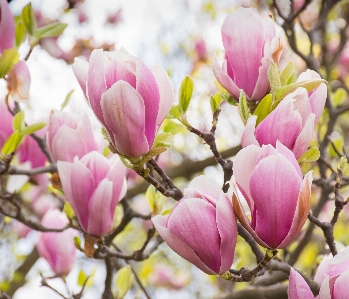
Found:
[214,7,284,101]
[0,99,14,149]
[233,142,312,249]
[37,209,78,276]
[47,110,99,162]
[242,70,327,158]
[72,48,173,158]
[57,151,127,237]
[7,61,31,102]
[0,0,15,55]
[152,176,237,275]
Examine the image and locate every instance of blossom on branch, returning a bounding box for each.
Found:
[72,48,173,158]
[152,176,237,275]
[233,141,312,249]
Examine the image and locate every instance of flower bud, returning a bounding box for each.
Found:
[0,0,15,55]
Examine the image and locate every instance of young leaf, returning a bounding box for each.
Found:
[15,20,26,47]
[267,61,281,96]
[279,61,296,86]
[0,48,20,78]
[12,111,25,132]
[64,202,75,219]
[115,266,133,299]
[275,79,326,103]
[146,185,157,213]
[153,132,173,148]
[238,90,251,125]
[178,75,194,113]
[35,22,68,39]
[253,94,273,126]
[61,89,75,110]
[297,147,320,165]
[167,105,182,119]
[162,120,185,135]
[21,3,37,35]
[77,270,88,286]
[332,88,347,108]
[210,92,222,113]
[21,122,46,135]
[1,131,23,155]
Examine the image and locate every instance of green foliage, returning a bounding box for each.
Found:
[34,22,68,39]
[153,132,174,148]
[61,89,75,110]
[328,136,343,158]
[268,61,281,97]
[1,131,22,156]
[115,265,133,299]
[215,81,237,105]
[210,91,222,113]
[179,75,194,113]
[21,3,37,35]
[15,19,26,47]
[238,90,251,125]
[279,61,296,86]
[64,202,75,219]
[0,48,19,78]
[78,270,88,286]
[146,185,166,215]
[298,147,320,169]
[253,94,273,126]
[332,88,347,108]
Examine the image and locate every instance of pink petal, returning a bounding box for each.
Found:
[232,191,269,248]
[222,8,265,98]
[293,113,315,159]
[103,50,136,89]
[319,275,331,299]
[288,268,315,299]
[291,88,313,126]
[151,65,174,127]
[8,61,31,102]
[106,155,127,208]
[241,115,259,148]
[328,247,349,278]
[333,271,349,299]
[86,49,107,124]
[255,98,302,150]
[152,215,216,275]
[309,83,327,124]
[101,80,149,157]
[167,198,221,274]
[216,194,237,273]
[70,158,96,230]
[213,56,241,99]
[233,144,261,213]
[250,154,302,248]
[0,0,14,53]
[86,178,114,237]
[56,161,73,204]
[72,58,89,95]
[80,151,110,186]
[278,171,312,248]
[276,141,303,178]
[136,60,160,147]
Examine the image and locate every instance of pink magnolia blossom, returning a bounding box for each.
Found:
[7,61,31,102]
[149,265,190,290]
[0,99,14,148]
[0,0,15,55]
[47,110,99,162]
[289,248,349,298]
[72,48,174,158]
[152,176,237,275]
[37,209,78,276]
[242,70,327,158]
[213,7,284,101]
[233,142,312,249]
[57,151,127,237]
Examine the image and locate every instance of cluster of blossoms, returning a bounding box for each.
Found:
[1,1,344,296]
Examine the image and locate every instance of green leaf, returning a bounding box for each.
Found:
[328,137,343,158]
[12,111,25,132]
[78,270,88,286]
[167,105,181,119]
[74,236,82,250]
[332,88,347,108]
[280,61,296,86]
[153,132,173,148]
[21,122,46,135]
[215,80,234,102]
[61,89,75,110]
[1,131,23,155]
[210,92,222,113]
[15,20,26,47]
[253,94,273,126]
[162,120,185,135]
[21,3,37,35]
[297,147,320,165]
[35,22,68,39]
[275,79,326,103]
[0,48,20,78]
[178,75,194,113]
[64,202,75,219]
[267,61,281,96]
[115,265,133,299]
[238,90,251,125]
[145,185,156,213]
